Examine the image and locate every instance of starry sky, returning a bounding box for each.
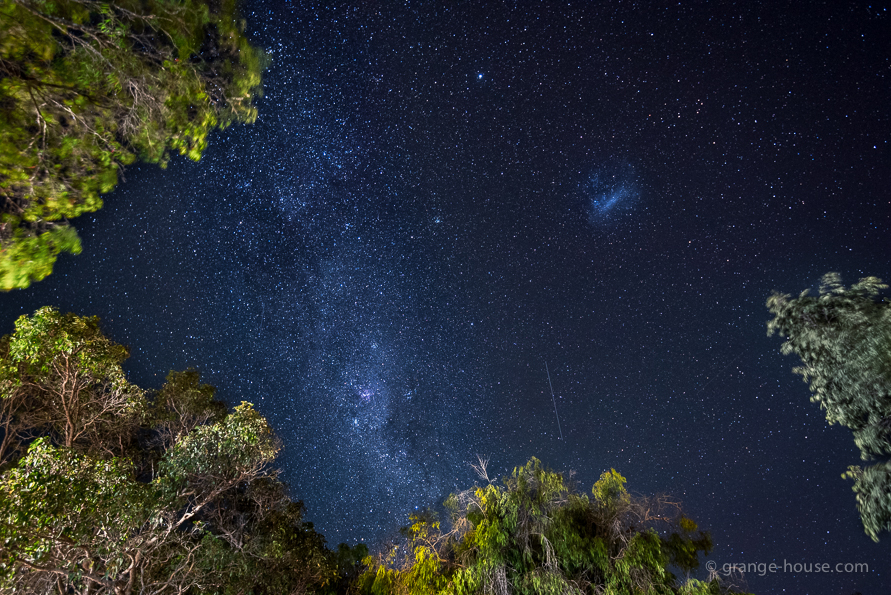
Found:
[2,1,890,593]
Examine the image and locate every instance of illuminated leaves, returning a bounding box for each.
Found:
[766,273,891,428]
[0,439,149,591]
[0,308,338,594]
[158,401,279,497]
[1,307,144,453]
[360,459,731,595]
[768,273,891,541]
[592,468,629,512]
[843,462,891,542]
[0,226,82,291]
[0,0,266,290]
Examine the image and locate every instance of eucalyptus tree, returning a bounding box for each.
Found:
[0,306,144,460]
[767,272,891,541]
[0,0,265,290]
[0,308,339,594]
[358,458,744,595]
[0,403,307,594]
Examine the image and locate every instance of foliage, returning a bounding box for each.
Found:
[0,225,81,290]
[0,306,144,460]
[0,307,340,594]
[147,368,227,452]
[0,438,152,593]
[157,400,279,503]
[767,272,891,541]
[0,0,266,290]
[358,457,746,595]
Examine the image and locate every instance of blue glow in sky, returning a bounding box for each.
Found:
[584,162,640,223]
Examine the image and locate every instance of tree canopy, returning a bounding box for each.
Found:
[767,272,891,541]
[0,307,344,594]
[357,458,747,595]
[0,0,265,290]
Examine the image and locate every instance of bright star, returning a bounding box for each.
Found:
[477,73,483,80]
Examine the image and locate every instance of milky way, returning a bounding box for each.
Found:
[182,29,490,538]
[1,2,889,591]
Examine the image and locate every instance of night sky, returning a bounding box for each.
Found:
[2,2,890,593]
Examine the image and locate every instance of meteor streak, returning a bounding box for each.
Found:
[545,362,564,441]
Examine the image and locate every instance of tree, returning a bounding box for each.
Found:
[357,457,746,595]
[3,306,755,593]
[148,368,227,452]
[0,0,265,290]
[0,306,145,458]
[0,438,153,594]
[0,308,340,594]
[0,404,335,595]
[767,272,891,541]
[155,400,281,536]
